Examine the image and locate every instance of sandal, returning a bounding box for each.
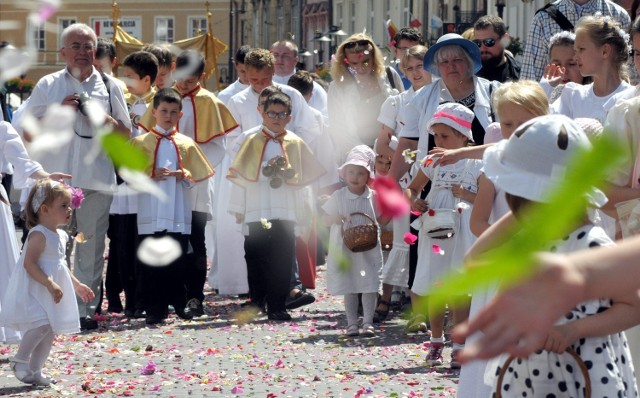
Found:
[10,357,33,384]
[373,300,391,323]
[285,290,316,310]
[361,323,376,337]
[345,324,359,337]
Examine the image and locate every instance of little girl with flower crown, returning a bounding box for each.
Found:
[406,103,483,368]
[0,178,94,386]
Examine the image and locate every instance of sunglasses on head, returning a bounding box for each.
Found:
[344,40,371,49]
[472,38,497,48]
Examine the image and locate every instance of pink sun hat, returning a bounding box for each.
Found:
[426,102,475,142]
[338,145,376,180]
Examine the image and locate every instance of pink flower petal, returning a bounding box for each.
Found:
[372,176,410,219]
[403,232,417,245]
[431,244,445,256]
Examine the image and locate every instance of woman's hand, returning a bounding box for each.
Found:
[429,147,463,167]
[452,184,465,199]
[411,198,429,213]
[74,283,95,303]
[543,64,565,88]
[47,281,64,304]
[543,323,577,354]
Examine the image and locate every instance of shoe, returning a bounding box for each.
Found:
[406,315,428,333]
[9,358,33,383]
[267,311,292,321]
[186,298,205,317]
[80,316,98,331]
[145,315,164,325]
[106,301,123,313]
[174,307,194,320]
[285,290,315,310]
[132,309,146,319]
[361,323,376,337]
[373,299,390,323]
[30,371,53,386]
[425,342,444,366]
[124,308,135,318]
[345,324,359,337]
[450,349,462,369]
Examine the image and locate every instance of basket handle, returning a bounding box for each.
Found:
[341,212,377,235]
[495,347,591,398]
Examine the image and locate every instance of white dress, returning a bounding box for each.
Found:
[322,186,383,295]
[0,225,80,334]
[411,158,483,295]
[490,225,637,398]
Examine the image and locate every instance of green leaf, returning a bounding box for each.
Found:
[419,134,626,313]
[101,132,149,172]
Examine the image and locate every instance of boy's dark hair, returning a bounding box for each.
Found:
[96,37,116,61]
[176,49,205,77]
[287,70,314,97]
[258,85,283,101]
[394,27,425,46]
[153,88,183,110]
[262,91,292,114]
[474,15,507,38]
[310,72,328,92]
[141,44,174,69]
[235,45,252,64]
[245,48,275,70]
[123,51,159,85]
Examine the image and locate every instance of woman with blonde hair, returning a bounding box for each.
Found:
[328,33,403,161]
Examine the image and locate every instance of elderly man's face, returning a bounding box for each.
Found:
[61,29,96,79]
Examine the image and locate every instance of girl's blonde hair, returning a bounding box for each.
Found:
[24,178,70,229]
[330,33,386,83]
[493,80,549,118]
[401,45,429,70]
[575,15,630,81]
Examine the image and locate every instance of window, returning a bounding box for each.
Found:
[155,17,174,43]
[188,16,207,37]
[369,0,375,36]
[58,18,77,48]
[29,21,46,51]
[350,2,356,34]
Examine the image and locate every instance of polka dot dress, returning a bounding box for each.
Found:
[491,225,638,398]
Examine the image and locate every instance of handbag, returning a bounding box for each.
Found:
[495,347,591,397]
[342,212,379,253]
[421,208,458,239]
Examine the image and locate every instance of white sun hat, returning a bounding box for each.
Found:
[338,145,376,180]
[427,102,475,142]
[482,114,607,206]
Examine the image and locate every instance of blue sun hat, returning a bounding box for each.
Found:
[423,33,482,77]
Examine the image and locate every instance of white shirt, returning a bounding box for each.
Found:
[217,79,249,106]
[0,121,41,189]
[23,67,131,191]
[273,72,328,116]
[550,81,631,124]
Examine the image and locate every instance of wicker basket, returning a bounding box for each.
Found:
[342,212,379,253]
[495,347,591,397]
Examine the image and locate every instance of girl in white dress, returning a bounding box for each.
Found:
[0,179,93,386]
[406,103,482,368]
[322,145,386,338]
[481,114,638,397]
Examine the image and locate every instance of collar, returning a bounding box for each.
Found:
[64,66,100,84]
[151,126,177,137]
[180,84,201,99]
[272,72,295,85]
[345,186,372,200]
[261,127,287,142]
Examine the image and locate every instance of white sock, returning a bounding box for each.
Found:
[344,294,359,326]
[361,292,377,325]
[431,336,445,344]
[14,324,50,363]
[452,343,464,351]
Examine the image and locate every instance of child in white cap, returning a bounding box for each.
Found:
[481,114,637,397]
[322,145,386,338]
[405,102,483,368]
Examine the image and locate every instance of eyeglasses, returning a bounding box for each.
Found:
[472,38,497,48]
[66,43,96,52]
[266,111,290,120]
[344,40,371,49]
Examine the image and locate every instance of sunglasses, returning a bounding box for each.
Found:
[344,40,371,49]
[472,38,497,48]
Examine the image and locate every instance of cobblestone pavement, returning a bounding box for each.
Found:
[0,258,460,397]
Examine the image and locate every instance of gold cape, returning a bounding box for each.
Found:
[227,129,325,188]
[131,128,215,183]
[137,84,238,143]
[125,86,157,106]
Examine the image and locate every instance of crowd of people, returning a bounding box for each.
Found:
[3,0,640,395]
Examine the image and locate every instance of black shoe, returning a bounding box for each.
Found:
[107,305,123,314]
[124,308,135,318]
[145,315,164,325]
[174,307,194,320]
[80,316,98,331]
[186,298,205,317]
[267,311,292,321]
[132,309,146,319]
[285,291,315,310]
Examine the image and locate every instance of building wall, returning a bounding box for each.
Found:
[0,0,232,89]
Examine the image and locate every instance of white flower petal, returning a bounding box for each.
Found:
[137,236,182,267]
[118,168,169,202]
[0,46,36,81]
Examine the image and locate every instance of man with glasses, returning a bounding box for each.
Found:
[392,28,425,90]
[21,23,130,331]
[473,16,521,83]
[270,40,328,116]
